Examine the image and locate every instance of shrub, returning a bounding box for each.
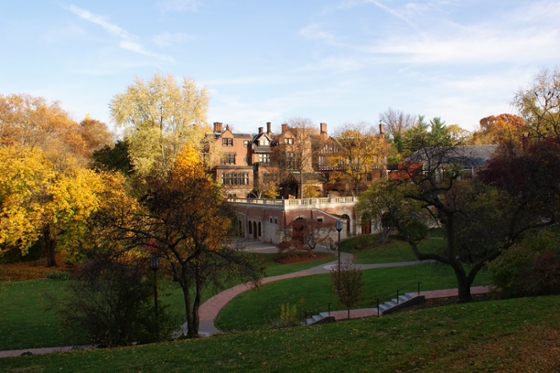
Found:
[273,299,304,328]
[488,228,560,298]
[330,260,364,319]
[46,271,71,281]
[52,256,176,347]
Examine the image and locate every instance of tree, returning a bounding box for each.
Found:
[357,145,553,302]
[472,114,525,147]
[53,255,174,347]
[513,68,560,144]
[330,123,386,195]
[108,146,264,338]
[110,73,209,177]
[330,260,364,319]
[380,108,416,160]
[0,145,117,266]
[273,117,320,199]
[401,117,454,157]
[92,140,133,175]
[278,218,336,257]
[0,94,113,166]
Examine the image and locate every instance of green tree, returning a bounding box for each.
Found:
[357,145,552,302]
[110,73,209,177]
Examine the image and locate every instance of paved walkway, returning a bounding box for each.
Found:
[189,239,489,335]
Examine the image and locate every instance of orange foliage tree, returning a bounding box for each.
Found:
[110,146,264,337]
[472,114,526,147]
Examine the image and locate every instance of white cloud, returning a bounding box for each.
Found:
[153,32,194,47]
[66,4,174,62]
[157,0,201,12]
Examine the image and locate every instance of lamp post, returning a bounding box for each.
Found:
[150,253,160,340]
[336,219,343,273]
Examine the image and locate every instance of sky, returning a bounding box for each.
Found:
[1,0,559,135]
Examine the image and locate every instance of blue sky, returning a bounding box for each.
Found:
[1,0,559,135]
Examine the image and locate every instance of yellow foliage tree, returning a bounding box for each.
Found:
[0,146,119,266]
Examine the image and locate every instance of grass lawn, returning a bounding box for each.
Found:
[0,252,336,352]
[215,263,492,332]
[0,280,88,351]
[1,295,558,373]
[339,235,445,264]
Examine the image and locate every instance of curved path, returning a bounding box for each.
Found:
[192,241,488,335]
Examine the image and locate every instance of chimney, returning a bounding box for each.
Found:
[281,123,288,133]
[258,127,264,134]
[320,122,327,135]
[379,121,385,137]
[266,122,271,134]
[213,122,223,133]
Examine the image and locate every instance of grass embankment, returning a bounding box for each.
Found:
[1,295,558,373]
[216,263,491,331]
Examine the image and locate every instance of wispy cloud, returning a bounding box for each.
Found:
[153,32,194,47]
[157,0,202,12]
[66,5,174,62]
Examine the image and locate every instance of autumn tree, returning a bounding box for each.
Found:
[513,67,560,144]
[110,73,209,177]
[471,114,525,147]
[0,145,116,266]
[0,94,113,165]
[379,108,416,159]
[278,218,336,257]
[330,260,364,319]
[330,123,386,195]
[273,118,322,199]
[109,146,263,338]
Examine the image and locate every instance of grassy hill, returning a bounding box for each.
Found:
[1,295,559,372]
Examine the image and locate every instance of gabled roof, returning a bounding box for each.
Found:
[406,145,499,168]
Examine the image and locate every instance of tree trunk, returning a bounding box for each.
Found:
[454,268,473,303]
[43,225,57,267]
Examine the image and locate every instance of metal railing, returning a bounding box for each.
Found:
[376,281,422,316]
[302,301,332,322]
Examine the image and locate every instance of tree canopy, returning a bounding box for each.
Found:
[111,73,209,177]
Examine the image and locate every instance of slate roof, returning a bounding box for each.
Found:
[406,145,499,168]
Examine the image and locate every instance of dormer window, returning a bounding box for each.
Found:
[260,138,269,146]
[284,138,294,145]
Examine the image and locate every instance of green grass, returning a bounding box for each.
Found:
[1,295,558,373]
[215,263,492,332]
[0,280,88,350]
[259,252,336,277]
[340,235,445,264]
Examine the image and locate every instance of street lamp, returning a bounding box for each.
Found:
[150,253,160,340]
[336,219,343,273]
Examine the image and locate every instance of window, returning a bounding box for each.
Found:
[243,140,249,148]
[259,138,269,146]
[317,217,324,223]
[263,172,278,183]
[284,138,294,145]
[222,138,233,146]
[221,153,236,165]
[259,153,271,164]
[287,152,299,168]
[244,156,248,165]
[221,173,249,186]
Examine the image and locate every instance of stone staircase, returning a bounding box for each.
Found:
[303,312,336,326]
[377,292,425,315]
[304,292,425,326]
